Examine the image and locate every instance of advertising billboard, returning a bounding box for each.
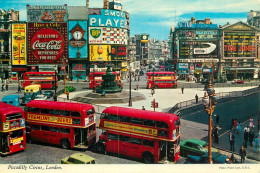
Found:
[27,5,68,23]
[178,63,189,70]
[111,45,127,61]
[89,45,111,61]
[71,63,86,80]
[179,40,218,59]
[12,24,27,65]
[27,23,68,64]
[68,21,88,58]
[89,9,127,29]
[195,30,218,39]
[178,30,195,40]
[223,32,256,58]
[89,27,128,45]
[177,21,218,29]
[141,34,149,43]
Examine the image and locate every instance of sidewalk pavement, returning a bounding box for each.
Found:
[58,86,260,163]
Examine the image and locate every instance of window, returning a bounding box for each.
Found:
[174,119,180,127]
[131,137,142,145]
[89,124,95,133]
[131,118,143,125]
[120,116,131,123]
[143,139,154,147]
[108,133,118,140]
[41,109,49,114]
[185,142,193,148]
[71,112,81,117]
[61,128,70,134]
[68,158,75,163]
[87,109,95,116]
[30,107,40,113]
[31,124,40,130]
[101,113,109,119]
[60,110,70,116]
[89,116,94,123]
[41,125,49,131]
[119,135,130,142]
[50,127,59,133]
[6,113,22,121]
[156,121,168,129]
[158,130,167,137]
[109,115,119,121]
[24,107,30,112]
[144,120,155,127]
[10,129,23,139]
[91,160,96,164]
[73,119,80,125]
[50,110,60,115]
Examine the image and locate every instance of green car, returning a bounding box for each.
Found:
[63,85,76,92]
[180,138,218,157]
[61,153,96,164]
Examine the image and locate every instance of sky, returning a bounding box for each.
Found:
[1,0,259,40]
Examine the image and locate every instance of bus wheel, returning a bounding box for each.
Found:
[60,138,70,149]
[95,143,105,154]
[142,152,155,164]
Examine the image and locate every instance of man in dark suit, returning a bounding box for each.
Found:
[229,131,235,152]
[239,146,247,163]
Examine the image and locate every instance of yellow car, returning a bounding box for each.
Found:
[61,153,96,164]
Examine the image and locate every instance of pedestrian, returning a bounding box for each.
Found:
[237,121,242,134]
[229,131,235,152]
[18,83,21,93]
[53,94,57,101]
[243,126,249,148]
[142,106,145,110]
[231,118,234,129]
[249,116,254,129]
[214,126,219,144]
[233,119,238,133]
[216,114,220,126]
[249,129,254,146]
[195,94,198,104]
[239,146,247,163]
[5,82,8,91]
[151,88,154,96]
[230,153,238,163]
[1,83,4,92]
[253,136,259,152]
[181,86,184,94]
[136,83,139,90]
[66,92,69,100]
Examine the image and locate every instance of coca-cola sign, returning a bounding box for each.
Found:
[31,28,64,63]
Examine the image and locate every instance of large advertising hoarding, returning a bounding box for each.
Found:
[178,30,195,40]
[68,21,88,58]
[27,23,68,64]
[89,9,127,29]
[195,30,218,39]
[89,27,128,45]
[89,45,111,61]
[12,24,26,65]
[111,45,127,61]
[223,32,256,58]
[71,63,86,81]
[27,5,68,23]
[179,40,218,59]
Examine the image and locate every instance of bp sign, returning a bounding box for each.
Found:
[90,28,101,39]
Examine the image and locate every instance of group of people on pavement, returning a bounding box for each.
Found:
[1,79,10,92]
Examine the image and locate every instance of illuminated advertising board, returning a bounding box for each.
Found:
[177,21,218,29]
[195,30,218,39]
[179,40,218,59]
[89,45,111,61]
[141,34,149,43]
[68,21,88,58]
[89,27,128,45]
[72,63,86,81]
[12,24,27,65]
[223,32,256,58]
[89,9,127,29]
[178,30,195,39]
[111,45,127,60]
[27,5,68,23]
[27,23,68,64]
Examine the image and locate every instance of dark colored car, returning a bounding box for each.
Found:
[186,152,231,164]
[43,91,54,98]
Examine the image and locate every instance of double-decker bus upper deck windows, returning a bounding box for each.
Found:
[174,119,180,127]
[89,124,95,133]
[109,115,119,121]
[6,112,22,121]
[131,137,142,145]
[108,133,118,140]
[101,113,108,119]
[41,109,49,114]
[73,119,80,125]
[41,125,49,131]
[50,110,60,115]
[30,108,40,113]
[31,124,40,130]
[60,110,70,116]
[120,116,131,123]
[144,120,155,127]
[156,121,168,129]
[119,135,130,142]
[50,127,60,133]
[87,109,95,116]
[61,128,70,134]
[24,106,30,112]
[143,139,154,147]
[131,118,143,125]
[158,130,168,137]
[71,112,81,117]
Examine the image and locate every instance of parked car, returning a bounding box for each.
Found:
[231,79,245,84]
[34,94,47,100]
[2,95,20,106]
[61,153,96,164]
[43,91,54,98]
[63,86,76,92]
[180,138,218,157]
[186,152,231,164]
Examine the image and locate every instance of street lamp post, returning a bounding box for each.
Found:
[202,81,217,164]
[93,64,95,93]
[152,66,155,89]
[129,51,132,107]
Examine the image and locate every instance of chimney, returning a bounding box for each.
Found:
[104,0,109,9]
[205,18,210,24]
[86,0,89,7]
[191,17,195,24]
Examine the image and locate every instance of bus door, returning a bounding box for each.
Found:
[118,135,129,156]
[106,133,119,154]
[74,128,85,146]
[127,137,142,158]
[0,132,9,153]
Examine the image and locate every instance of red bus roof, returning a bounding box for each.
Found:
[0,102,24,117]
[26,100,95,114]
[102,106,179,123]
[147,72,175,75]
[89,72,119,75]
[24,72,55,74]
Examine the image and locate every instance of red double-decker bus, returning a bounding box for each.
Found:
[89,72,122,89]
[24,100,96,149]
[22,72,58,89]
[0,102,26,155]
[95,106,180,163]
[147,72,177,89]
